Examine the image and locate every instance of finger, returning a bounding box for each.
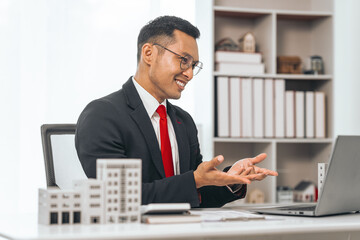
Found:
[250,153,267,165]
[239,167,252,176]
[245,173,266,181]
[254,166,278,176]
[205,155,224,170]
[227,161,245,175]
[227,166,244,175]
[218,171,252,185]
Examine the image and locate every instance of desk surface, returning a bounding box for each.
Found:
[1,210,360,240]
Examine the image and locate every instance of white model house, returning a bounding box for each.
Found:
[38,188,82,225]
[293,180,317,202]
[97,159,142,224]
[73,179,105,224]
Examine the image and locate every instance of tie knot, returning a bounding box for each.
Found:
[156,105,167,119]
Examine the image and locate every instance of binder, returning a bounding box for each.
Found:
[295,91,305,138]
[241,78,253,137]
[216,77,230,137]
[230,77,241,137]
[285,91,295,138]
[315,92,326,138]
[253,78,264,138]
[305,91,315,138]
[264,79,274,138]
[275,79,285,138]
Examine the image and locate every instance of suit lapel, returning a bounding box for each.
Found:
[123,78,165,178]
[167,101,190,174]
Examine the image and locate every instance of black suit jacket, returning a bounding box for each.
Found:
[75,77,246,207]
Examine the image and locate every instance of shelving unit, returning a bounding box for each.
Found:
[211,0,334,204]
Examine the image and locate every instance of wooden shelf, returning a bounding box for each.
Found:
[214,72,332,80]
[214,6,272,18]
[214,6,332,20]
[214,137,333,144]
[276,10,332,20]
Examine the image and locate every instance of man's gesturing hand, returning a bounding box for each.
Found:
[227,153,278,181]
[193,155,258,189]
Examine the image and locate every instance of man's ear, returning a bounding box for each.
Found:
[141,43,154,65]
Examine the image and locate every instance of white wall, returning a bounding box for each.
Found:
[334,0,360,136]
[0,0,196,214]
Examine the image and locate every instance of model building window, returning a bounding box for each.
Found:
[73,212,81,224]
[61,212,70,224]
[50,212,58,224]
[50,194,57,199]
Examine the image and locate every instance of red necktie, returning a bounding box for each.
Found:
[156,105,174,177]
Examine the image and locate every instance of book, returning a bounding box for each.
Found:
[264,79,274,138]
[140,203,190,214]
[305,91,315,138]
[285,91,295,138]
[274,79,285,138]
[230,77,241,137]
[142,213,202,224]
[215,51,262,63]
[253,78,264,138]
[216,77,230,137]
[215,62,265,74]
[241,78,253,137]
[315,92,326,138]
[295,91,305,138]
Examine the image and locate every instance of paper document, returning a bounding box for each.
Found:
[190,210,265,222]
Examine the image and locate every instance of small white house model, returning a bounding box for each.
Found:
[97,159,141,224]
[238,32,256,53]
[293,181,317,202]
[73,179,105,224]
[247,188,265,204]
[38,188,82,225]
[38,159,141,225]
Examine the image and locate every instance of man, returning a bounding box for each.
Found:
[75,16,278,208]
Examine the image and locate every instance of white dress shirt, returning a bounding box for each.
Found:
[132,77,180,175]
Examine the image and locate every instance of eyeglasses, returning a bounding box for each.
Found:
[153,43,203,76]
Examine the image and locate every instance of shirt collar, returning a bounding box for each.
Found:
[132,76,167,118]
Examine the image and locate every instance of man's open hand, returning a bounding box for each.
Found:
[193,153,278,189]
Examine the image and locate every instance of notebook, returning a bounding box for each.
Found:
[255,135,360,217]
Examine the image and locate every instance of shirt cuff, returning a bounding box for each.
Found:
[226,184,243,193]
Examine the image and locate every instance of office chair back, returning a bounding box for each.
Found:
[41,124,87,189]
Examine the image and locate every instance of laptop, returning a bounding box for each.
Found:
[255,135,360,217]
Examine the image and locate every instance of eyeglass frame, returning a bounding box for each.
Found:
[153,43,203,76]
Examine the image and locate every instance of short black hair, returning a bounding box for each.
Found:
[137,15,200,63]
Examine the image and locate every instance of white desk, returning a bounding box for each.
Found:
[1,211,360,240]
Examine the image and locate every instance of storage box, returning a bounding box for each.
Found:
[277,56,302,74]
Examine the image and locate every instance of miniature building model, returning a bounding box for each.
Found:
[97,159,141,224]
[39,159,141,225]
[238,32,256,53]
[73,179,105,224]
[293,180,317,202]
[38,188,82,225]
[247,188,265,204]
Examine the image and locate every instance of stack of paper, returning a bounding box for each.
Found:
[215,51,264,74]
